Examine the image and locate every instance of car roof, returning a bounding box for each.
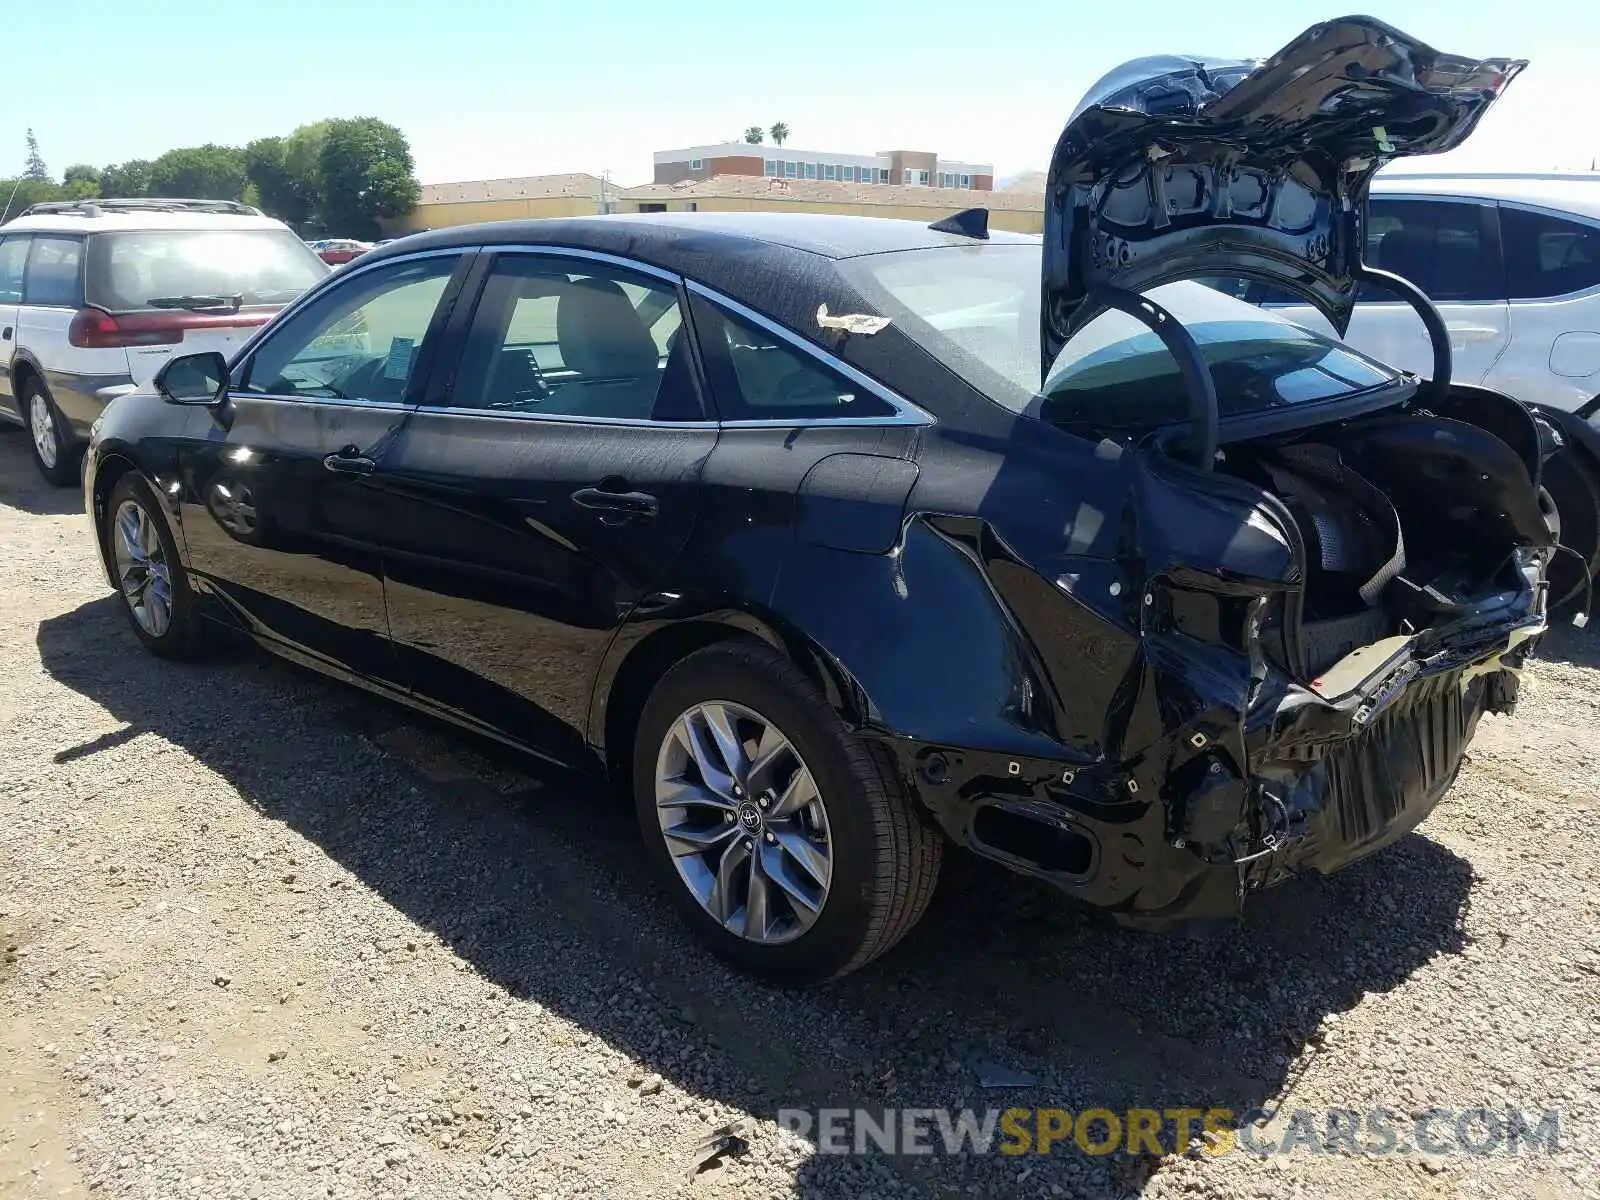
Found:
[1,211,295,235]
[1373,172,1600,221]
[381,211,1037,264]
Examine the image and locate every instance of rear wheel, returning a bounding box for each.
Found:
[633,641,942,986]
[103,474,211,660]
[22,377,82,488]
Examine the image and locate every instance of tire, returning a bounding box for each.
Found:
[102,474,210,660]
[22,376,83,488]
[633,641,942,986]
[1541,447,1600,614]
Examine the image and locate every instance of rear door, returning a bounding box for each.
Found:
[369,247,715,763]
[1250,197,1511,383]
[0,235,27,421]
[1483,203,1600,411]
[177,250,470,682]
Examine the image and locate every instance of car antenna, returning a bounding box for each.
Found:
[928,207,989,239]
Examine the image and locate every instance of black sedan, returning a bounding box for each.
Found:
[85,19,1558,984]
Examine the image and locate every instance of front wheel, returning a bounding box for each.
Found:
[633,641,942,986]
[103,474,211,660]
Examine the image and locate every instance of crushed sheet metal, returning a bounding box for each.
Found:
[816,304,891,335]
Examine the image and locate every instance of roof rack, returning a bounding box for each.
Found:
[18,197,265,218]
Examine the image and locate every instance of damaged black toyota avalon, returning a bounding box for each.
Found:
[85,17,1560,984]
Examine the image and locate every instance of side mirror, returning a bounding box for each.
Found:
[154,352,229,406]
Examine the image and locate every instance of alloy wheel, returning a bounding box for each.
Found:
[29,392,57,469]
[654,700,833,944]
[112,499,174,638]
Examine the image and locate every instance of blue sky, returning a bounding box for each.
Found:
[9,1,1597,187]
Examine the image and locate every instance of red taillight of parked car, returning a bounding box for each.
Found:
[67,308,273,349]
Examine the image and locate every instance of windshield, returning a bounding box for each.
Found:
[86,229,329,312]
[841,244,1402,425]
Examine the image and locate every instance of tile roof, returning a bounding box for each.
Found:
[617,175,1044,212]
[417,173,610,205]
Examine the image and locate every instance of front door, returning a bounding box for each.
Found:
[177,251,470,683]
[371,249,715,763]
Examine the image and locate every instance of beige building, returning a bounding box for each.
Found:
[616,176,1044,233]
[384,171,1044,237]
[380,173,614,235]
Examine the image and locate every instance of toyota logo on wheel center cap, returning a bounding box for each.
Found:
[736,803,763,831]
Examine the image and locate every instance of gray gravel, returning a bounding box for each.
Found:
[1,426,1597,1199]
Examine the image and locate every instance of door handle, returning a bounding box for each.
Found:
[1445,324,1500,343]
[2,327,11,341]
[571,485,659,518]
[323,449,376,475]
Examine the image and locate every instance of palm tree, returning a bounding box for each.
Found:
[770,122,790,148]
[744,126,765,144]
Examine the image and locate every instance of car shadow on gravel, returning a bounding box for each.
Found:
[1535,617,1600,669]
[0,430,82,516]
[39,595,1476,1193]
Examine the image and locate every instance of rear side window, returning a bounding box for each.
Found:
[1362,200,1501,302]
[85,229,328,313]
[448,254,699,422]
[1500,207,1600,299]
[0,236,28,303]
[23,237,83,307]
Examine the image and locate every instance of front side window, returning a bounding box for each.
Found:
[0,236,29,303]
[1500,206,1600,299]
[1363,199,1501,302]
[23,237,83,307]
[448,254,699,422]
[242,254,458,404]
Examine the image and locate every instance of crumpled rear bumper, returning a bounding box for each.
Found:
[887,613,1542,928]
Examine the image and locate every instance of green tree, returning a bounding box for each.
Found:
[100,159,154,198]
[743,126,764,144]
[0,178,65,219]
[769,122,790,147]
[244,136,311,226]
[61,164,100,200]
[148,144,249,201]
[314,117,420,239]
[23,129,50,182]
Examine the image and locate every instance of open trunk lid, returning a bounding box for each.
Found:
[1041,15,1525,378]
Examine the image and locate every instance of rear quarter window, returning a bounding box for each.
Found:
[1500,207,1600,299]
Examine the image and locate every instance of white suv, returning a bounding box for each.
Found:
[1226,173,1600,607]
[0,199,328,485]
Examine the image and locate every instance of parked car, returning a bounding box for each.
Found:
[1212,173,1600,607]
[315,239,372,266]
[83,18,1553,985]
[0,197,329,485]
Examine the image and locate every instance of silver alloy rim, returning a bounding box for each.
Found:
[29,392,56,468]
[111,499,174,638]
[654,701,832,944]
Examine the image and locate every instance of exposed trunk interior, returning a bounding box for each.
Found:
[1214,396,1550,680]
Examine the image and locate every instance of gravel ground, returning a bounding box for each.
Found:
[1,425,1597,1200]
